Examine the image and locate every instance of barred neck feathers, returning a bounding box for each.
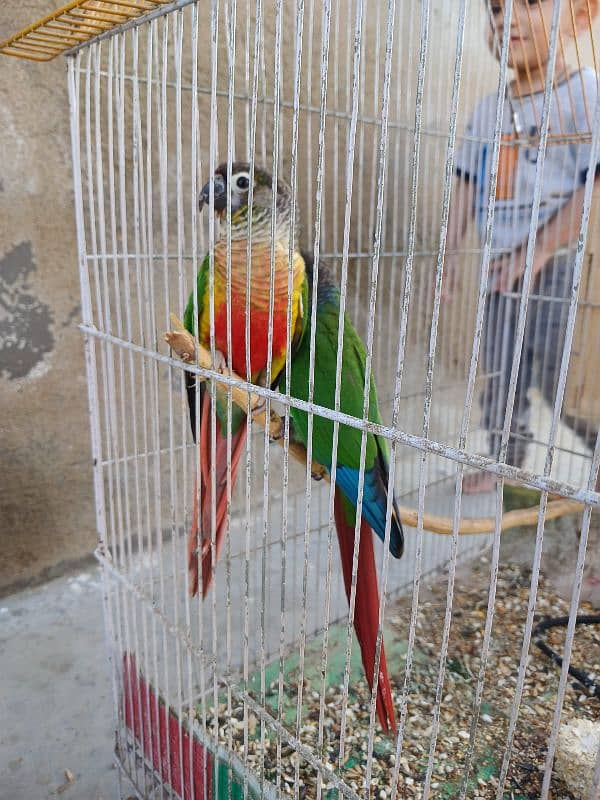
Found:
[228,199,295,244]
[213,216,299,302]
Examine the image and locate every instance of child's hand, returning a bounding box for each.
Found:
[490,245,548,293]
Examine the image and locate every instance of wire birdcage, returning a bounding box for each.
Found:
[3,1,600,798]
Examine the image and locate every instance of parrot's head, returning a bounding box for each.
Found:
[199,162,294,241]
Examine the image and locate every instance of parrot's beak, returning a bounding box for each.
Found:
[199,173,226,214]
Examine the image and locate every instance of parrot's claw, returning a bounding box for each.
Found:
[250,393,267,421]
[165,330,196,363]
[311,463,328,481]
[250,401,284,443]
[212,349,228,373]
[268,413,285,441]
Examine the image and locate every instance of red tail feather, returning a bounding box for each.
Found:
[187,397,247,597]
[333,489,397,733]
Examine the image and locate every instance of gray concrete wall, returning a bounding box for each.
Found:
[0,2,95,594]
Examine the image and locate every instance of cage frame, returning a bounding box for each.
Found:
[3,0,600,798]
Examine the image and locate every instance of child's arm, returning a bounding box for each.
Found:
[491,174,600,293]
[536,173,600,264]
[442,175,475,301]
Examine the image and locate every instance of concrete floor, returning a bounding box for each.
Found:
[0,567,119,800]
[0,513,595,800]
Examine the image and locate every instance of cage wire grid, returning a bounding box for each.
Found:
[53,0,600,797]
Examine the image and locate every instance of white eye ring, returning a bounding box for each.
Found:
[235,173,251,191]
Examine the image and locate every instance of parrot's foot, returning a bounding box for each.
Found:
[267,412,285,441]
[211,349,228,373]
[311,465,327,481]
[249,393,267,421]
[250,401,285,442]
[165,329,196,363]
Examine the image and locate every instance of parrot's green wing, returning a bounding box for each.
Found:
[285,262,382,472]
[182,254,209,443]
[183,253,209,336]
[285,256,403,734]
[285,259,403,558]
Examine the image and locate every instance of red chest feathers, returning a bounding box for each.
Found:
[213,297,289,380]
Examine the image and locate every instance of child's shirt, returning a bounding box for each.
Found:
[454,68,599,255]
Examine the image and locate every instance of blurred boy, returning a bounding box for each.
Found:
[445,0,600,492]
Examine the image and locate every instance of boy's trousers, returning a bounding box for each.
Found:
[480,250,597,467]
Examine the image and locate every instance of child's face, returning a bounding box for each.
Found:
[487,0,573,73]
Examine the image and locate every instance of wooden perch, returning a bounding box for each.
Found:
[164,315,327,480]
[165,314,584,536]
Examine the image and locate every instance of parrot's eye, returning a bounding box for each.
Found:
[236,174,250,190]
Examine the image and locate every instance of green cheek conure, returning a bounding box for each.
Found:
[184,164,403,732]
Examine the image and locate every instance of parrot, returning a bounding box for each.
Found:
[183,162,308,598]
[183,163,403,732]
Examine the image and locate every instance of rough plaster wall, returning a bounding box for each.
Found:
[0,2,95,595]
